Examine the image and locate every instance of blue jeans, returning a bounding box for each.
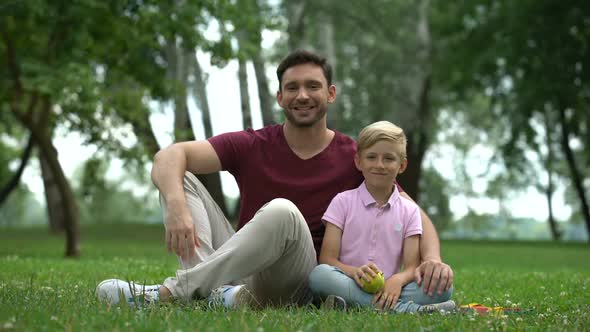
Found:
[309,264,453,312]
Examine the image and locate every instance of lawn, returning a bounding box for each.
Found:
[1,224,589,331]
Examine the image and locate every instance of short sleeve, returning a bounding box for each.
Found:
[322,193,348,230]
[208,130,255,173]
[404,204,422,238]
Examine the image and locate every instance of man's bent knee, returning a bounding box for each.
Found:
[255,198,305,228]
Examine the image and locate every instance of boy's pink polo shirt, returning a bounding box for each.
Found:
[322,181,422,279]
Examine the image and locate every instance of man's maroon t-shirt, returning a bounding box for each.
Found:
[208,124,364,254]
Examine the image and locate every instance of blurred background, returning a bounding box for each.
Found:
[1,0,588,257]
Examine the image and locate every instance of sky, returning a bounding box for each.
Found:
[17,30,572,223]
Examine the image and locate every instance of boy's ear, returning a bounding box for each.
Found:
[399,158,408,174]
[354,153,361,170]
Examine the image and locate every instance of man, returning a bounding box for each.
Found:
[96,49,453,308]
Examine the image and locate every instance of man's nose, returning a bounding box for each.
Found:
[296,87,309,99]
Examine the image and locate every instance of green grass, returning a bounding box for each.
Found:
[1,224,589,331]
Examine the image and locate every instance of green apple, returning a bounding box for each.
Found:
[361,272,385,294]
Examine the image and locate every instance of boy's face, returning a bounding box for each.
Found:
[276,63,336,128]
[354,140,407,191]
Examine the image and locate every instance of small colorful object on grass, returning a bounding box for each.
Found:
[459,303,528,316]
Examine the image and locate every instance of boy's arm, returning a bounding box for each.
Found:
[374,235,420,309]
[319,223,356,277]
[399,192,454,295]
[319,223,379,284]
[395,234,420,285]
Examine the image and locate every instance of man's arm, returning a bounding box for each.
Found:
[399,192,454,296]
[151,140,222,259]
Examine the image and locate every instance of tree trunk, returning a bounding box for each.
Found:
[0,134,34,205]
[37,132,80,257]
[237,44,253,129]
[193,55,214,138]
[286,0,308,50]
[391,0,432,203]
[252,50,274,126]
[544,111,561,240]
[40,152,65,234]
[318,14,340,129]
[558,106,590,242]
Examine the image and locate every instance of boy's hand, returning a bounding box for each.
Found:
[372,275,403,311]
[351,263,382,288]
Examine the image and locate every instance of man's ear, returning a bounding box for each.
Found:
[354,153,361,171]
[327,85,336,103]
[399,158,408,173]
[276,90,282,104]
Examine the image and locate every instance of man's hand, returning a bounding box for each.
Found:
[414,259,453,296]
[164,202,200,260]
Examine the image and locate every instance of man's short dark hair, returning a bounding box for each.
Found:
[276,49,333,91]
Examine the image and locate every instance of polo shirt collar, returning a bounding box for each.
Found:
[358,181,400,208]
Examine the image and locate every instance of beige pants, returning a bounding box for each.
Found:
[161,172,317,307]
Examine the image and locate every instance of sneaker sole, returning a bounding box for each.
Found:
[322,295,347,311]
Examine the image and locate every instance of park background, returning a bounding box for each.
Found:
[1,1,590,331]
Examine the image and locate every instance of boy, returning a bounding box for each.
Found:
[309,121,455,313]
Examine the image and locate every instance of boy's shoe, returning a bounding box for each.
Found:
[321,295,347,311]
[208,285,258,309]
[419,300,457,313]
[96,279,161,307]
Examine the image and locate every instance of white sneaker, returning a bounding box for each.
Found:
[419,300,457,313]
[96,279,161,307]
[208,285,258,309]
[322,295,347,311]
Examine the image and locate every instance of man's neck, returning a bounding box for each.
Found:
[283,120,334,160]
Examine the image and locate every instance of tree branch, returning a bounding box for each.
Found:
[0,134,35,205]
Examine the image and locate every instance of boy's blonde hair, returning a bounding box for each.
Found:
[357,121,407,159]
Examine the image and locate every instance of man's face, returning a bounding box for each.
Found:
[277,63,336,128]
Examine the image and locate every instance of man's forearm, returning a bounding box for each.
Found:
[419,208,442,262]
[151,144,188,204]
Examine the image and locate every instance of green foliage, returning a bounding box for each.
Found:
[433,0,590,183]
[1,225,589,330]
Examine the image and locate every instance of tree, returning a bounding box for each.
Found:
[435,0,590,241]
[1,1,236,255]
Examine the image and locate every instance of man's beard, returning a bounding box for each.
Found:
[282,106,327,128]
